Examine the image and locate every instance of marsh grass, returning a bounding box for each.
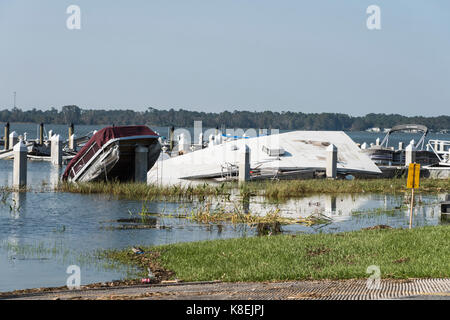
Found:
[56,179,449,202]
[102,225,450,282]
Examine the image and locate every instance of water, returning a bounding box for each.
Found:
[0,123,449,292]
[2,123,450,147]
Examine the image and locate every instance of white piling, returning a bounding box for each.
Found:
[375,138,380,146]
[135,145,149,182]
[9,131,18,150]
[398,142,404,151]
[326,144,337,179]
[69,134,76,150]
[405,143,416,166]
[51,134,63,165]
[178,133,189,154]
[239,145,250,183]
[198,133,203,146]
[13,140,28,188]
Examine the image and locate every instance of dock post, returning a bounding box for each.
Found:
[4,122,10,150]
[51,134,63,165]
[398,142,404,151]
[39,123,44,145]
[375,138,380,146]
[239,145,250,184]
[169,126,174,152]
[405,143,416,166]
[326,144,337,179]
[13,139,28,189]
[198,133,203,148]
[9,131,18,150]
[68,123,74,150]
[135,145,149,182]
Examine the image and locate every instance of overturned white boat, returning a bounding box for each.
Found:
[148,131,381,186]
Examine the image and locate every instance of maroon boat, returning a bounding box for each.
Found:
[62,125,160,182]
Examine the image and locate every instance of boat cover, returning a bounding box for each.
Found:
[62,126,158,180]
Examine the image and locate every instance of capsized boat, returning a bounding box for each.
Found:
[62,126,160,182]
[148,131,382,186]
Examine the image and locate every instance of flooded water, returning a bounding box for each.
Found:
[0,160,447,292]
[2,123,450,148]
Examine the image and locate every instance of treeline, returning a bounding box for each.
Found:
[0,106,449,131]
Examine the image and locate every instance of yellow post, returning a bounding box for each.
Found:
[407,163,420,229]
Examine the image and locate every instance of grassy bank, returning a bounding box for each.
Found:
[57,178,449,201]
[102,225,450,282]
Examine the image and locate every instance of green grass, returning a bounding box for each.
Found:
[57,178,449,201]
[102,225,450,282]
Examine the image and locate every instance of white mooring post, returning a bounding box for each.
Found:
[239,145,250,183]
[69,134,76,150]
[398,142,404,151]
[135,145,149,182]
[51,134,62,165]
[13,140,28,188]
[326,144,337,179]
[405,143,416,166]
[9,131,18,150]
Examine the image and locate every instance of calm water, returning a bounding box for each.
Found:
[0,123,449,292]
[2,122,450,147]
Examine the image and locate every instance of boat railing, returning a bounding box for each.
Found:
[70,142,101,179]
[427,139,450,164]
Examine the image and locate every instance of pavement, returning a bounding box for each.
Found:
[1,278,449,300]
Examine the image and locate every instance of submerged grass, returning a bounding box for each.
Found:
[56,178,449,201]
[56,181,232,201]
[102,225,450,282]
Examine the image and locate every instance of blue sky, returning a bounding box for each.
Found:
[0,0,449,116]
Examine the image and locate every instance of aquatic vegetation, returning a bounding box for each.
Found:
[56,178,449,202]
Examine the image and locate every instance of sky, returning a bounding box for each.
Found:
[0,0,449,116]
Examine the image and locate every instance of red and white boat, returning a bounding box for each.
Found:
[62,125,160,182]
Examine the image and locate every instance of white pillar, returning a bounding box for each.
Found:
[375,138,380,146]
[198,133,203,146]
[239,145,250,183]
[9,131,18,150]
[13,140,28,188]
[398,142,404,151]
[326,144,337,179]
[69,134,76,150]
[135,145,148,182]
[178,133,189,154]
[51,134,63,165]
[405,143,416,166]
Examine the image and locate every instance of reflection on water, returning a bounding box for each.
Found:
[0,161,447,292]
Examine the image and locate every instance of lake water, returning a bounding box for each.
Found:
[0,123,449,292]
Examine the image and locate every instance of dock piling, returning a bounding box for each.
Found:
[4,122,10,150]
[51,135,63,165]
[9,131,18,150]
[135,145,149,182]
[239,145,250,183]
[326,144,337,179]
[39,123,44,145]
[13,139,28,189]
[405,143,416,166]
